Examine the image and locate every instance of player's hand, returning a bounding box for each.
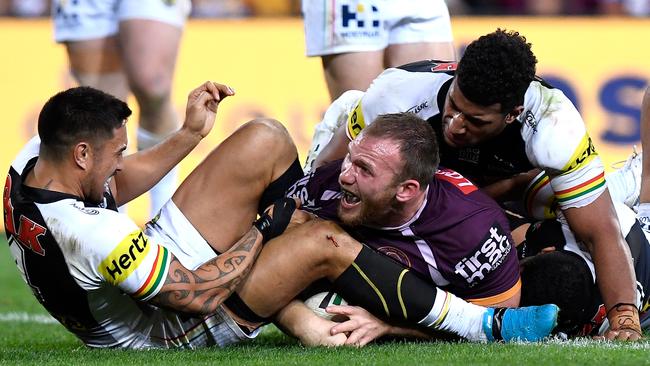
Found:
[183,81,235,139]
[327,305,391,347]
[254,197,299,243]
[594,303,643,341]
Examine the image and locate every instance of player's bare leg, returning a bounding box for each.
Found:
[385,41,456,67]
[119,19,180,136]
[235,218,559,343]
[172,118,301,252]
[322,51,384,101]
[64,36,129,101]
[119,19,183,215]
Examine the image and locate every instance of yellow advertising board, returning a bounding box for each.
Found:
[1,17,648,223]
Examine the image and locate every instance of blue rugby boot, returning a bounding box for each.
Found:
[483,304,559,342]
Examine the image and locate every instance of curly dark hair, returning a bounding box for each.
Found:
[520,250,600,336]
[456,29,537,114]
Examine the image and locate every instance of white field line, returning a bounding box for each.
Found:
[0,311,58,324]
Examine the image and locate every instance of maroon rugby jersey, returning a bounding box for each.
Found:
[287,160,521,304]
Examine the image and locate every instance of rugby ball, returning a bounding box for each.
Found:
[304,291,348,322]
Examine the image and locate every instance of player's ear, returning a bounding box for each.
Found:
[395,179,421,202]
[73,142,91,170]
[505,106,524,124]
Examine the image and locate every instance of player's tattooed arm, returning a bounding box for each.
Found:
[149,227,263,314]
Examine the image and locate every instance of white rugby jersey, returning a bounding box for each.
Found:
[3,137,231,349]
[342,61,606,218]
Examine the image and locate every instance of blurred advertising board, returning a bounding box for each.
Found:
[1,17,648,223]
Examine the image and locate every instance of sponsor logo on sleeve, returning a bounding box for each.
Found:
[430,62,457,72]
[99,230,150,285]
[347,103,366,139]
[454,223,512,287]
[435,168,478,194]
[406,101,428,115]
[524,110,538,132]
[562,134,597,173]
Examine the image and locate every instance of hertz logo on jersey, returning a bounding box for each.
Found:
[347,103,366,139]
[99,230,150,285]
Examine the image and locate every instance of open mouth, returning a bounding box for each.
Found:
[341,189,361,208]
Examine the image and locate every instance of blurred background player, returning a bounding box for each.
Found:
[51,0,191,217]
[302,0,456,102]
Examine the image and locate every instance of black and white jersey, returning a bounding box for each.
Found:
[3,137,226,349]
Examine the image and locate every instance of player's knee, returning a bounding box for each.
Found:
[301,220,356,265]
[242,118,295,152]
[129,73,172,109]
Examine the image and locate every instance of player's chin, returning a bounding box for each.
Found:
[337,205,363,227]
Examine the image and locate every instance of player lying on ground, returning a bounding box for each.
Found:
[275,112,526,346]
[304,28,641,341]
[3,83,558,348]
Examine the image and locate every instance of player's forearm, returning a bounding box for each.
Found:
[563,193,638,311]
[314,125,350,169]
[589,234,637,308]
[114,127,202,205]
[150,226,263,315]
[481,169,541,201]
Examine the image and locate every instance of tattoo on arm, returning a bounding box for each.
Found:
[149,228,262,314]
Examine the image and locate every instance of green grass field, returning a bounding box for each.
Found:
[1,236,649,365]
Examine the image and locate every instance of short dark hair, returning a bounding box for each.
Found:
[362,113,439,188]
[456,28,537,114]
[38,86,132,160]
[520,250,600,336]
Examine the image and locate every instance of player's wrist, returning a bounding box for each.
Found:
[253,198,298,244]
[606,302,642,336]
[178,125,205,145]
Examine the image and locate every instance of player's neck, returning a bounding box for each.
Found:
[25,159,84,197]
[383,190,427,228]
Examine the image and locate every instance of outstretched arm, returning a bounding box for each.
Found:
[112,81,235,206]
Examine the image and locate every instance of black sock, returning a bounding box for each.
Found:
[332,245,438,322]
[258,157,303,214]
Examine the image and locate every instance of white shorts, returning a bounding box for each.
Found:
[53,0,191,42]
[144,199,217,271]
[302,0,453,56]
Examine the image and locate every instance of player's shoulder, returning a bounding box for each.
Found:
[10,136,41,174]
[370,62,454,96]
[39,200,139,256]
[521,80,588,172]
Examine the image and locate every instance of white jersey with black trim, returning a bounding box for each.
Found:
[342,61,606,216]
[3,137,227,349]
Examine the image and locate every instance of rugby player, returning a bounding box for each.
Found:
[306,28,642,340]
[3,83,558,348]
[52,0,191,216]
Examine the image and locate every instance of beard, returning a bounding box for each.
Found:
[337,189,401,228]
